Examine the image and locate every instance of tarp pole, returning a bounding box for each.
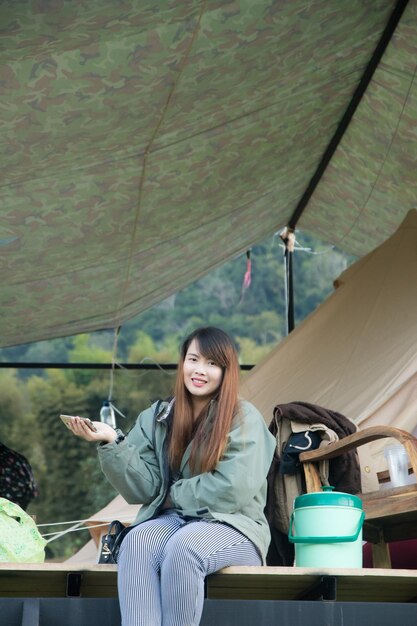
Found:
[280,228,296,334]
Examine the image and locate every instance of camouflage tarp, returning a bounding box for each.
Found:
[0,0,415,347]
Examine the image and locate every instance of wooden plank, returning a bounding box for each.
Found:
[302,462,322,492]
[1,563,417,603]
[207,566,417,603]
[207,568,319,601]
[0,564,118,598]
[403,438,417,477]
[0,570,67,598]
[362,487,417,544]
[81,569,118,598]
[335,570,417,603]
[362,487,417,518]
[371,541,391,569]
[362,484,417,503]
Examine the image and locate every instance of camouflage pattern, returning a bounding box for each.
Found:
[0,0,409,347]
[303,0,417,255]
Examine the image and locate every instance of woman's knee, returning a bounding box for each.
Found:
[161,528,204,577]
[119,526,154,564]
[119,516,185,565]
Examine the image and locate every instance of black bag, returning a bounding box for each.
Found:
[99,520,132,564]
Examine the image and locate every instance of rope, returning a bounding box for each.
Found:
[39,515,135,542]
[108,326,121,402]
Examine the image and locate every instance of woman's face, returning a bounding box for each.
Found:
[183,339,223,401]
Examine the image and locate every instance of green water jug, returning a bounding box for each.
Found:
[288,486,365,568]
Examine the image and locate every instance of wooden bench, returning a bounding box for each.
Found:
[1,563,417,603]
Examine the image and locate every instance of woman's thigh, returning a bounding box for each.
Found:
[118,513,185,569]
[161,520,261,576]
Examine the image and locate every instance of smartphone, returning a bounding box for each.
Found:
[60,414,98,432]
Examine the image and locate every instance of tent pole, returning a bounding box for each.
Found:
[280,0,408,335]
[280,228,295,334]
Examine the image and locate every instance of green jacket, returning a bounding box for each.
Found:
[98,399,276,562]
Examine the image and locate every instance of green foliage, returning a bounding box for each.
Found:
[235,336,275,364]
[0,371,32,444]
[25,372,95,557]
[292,233,350,325]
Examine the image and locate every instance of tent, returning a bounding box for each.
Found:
[241,209,417,473]
[1,0,417,348]
[65,537,98,564]
[83,495,139,546]
[65,495,139,563]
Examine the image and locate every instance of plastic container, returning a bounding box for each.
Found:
[384,444,409,487]
[100,400,116,429]
[288,486,364,567]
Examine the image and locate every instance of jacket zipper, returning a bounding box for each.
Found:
[153,405,172,516]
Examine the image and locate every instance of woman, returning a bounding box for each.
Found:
[69,326,275,626]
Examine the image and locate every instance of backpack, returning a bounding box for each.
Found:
[0,442,39,510]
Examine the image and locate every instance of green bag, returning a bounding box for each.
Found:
[0,497,46,563]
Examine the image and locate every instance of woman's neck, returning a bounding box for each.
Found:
[191,397,209,421]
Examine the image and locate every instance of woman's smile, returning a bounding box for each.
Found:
[191,377,207,387]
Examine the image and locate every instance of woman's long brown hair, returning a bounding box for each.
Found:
[168,327,240,474]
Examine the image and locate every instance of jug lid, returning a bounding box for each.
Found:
[294,486,362,509]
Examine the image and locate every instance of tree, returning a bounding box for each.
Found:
[26,371,105,558]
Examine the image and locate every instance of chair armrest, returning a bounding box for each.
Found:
[299,425,417,478]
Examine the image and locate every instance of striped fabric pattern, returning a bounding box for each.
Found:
[118,512,261,625]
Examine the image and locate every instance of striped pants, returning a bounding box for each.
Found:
[117,512,261,626]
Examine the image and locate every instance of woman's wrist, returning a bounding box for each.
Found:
[113,428,125,444]
[97,430,118,445]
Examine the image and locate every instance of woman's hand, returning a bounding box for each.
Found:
[67,416,117,444]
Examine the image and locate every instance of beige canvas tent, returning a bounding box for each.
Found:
[241,209,417,473]
[65,495,139,563]
[83,495,140,545]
